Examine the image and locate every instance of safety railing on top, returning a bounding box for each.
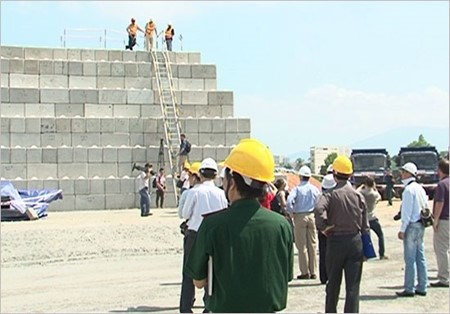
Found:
[60,28,127,49]
[150,49,182,204]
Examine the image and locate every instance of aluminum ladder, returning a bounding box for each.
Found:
[150,50,182,204]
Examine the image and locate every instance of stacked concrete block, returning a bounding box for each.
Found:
[0,46,250,211]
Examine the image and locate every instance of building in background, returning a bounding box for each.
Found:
[310,146,351,174]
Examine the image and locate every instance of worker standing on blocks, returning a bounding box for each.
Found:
[184,138,294,313]
[125,18,144,51]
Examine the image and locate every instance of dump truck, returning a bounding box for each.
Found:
[395,146,439,199]
[350,148,390,199]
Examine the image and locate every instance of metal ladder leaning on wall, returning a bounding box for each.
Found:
[150,50,182,204]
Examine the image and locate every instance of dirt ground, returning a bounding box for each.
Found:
[1,199,449,313]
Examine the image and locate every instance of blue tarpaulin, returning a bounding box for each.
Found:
[1,181,63,221]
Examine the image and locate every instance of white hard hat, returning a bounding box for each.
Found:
[200,157,218,172]
[322,174,336,190]
[327,164,334,173]
[299,165,312,177]
[402,162,417,176]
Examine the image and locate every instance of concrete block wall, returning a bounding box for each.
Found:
[0,46,250,211]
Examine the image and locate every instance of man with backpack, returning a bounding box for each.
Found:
[177,134,191,174]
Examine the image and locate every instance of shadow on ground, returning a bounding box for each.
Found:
[111,306,179,312]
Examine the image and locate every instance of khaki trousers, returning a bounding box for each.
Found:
[293,212,317,276]
[434,219,449,284]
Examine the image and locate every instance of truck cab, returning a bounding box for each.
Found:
[396,146,439,199]
[350,149,390,199]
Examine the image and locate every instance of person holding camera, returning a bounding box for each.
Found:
[137,163,154,217]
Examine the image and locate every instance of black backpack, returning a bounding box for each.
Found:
[152,177,157,188]
[185,140,191,153]
[270,192,282,214]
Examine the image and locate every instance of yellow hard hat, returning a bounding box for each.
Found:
[189,162,201,175]
[223,138,275,183]
[332,155,353,175]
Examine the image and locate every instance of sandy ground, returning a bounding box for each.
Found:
[1,199,449,313]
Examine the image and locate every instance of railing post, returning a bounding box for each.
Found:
[104,29,107,49]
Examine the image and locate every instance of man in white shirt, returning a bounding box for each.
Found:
[179,157,228,313]
[137,163,153,217]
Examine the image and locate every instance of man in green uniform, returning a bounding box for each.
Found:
[184,138,294,313]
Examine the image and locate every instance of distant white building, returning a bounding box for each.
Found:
[274,155,287,167]
[310,146,351,174]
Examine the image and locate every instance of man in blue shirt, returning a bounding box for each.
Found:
[396,162,429,297]
[287,165,320,279]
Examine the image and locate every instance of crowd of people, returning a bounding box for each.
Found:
[125,17,175,51]
[133,136,449,313]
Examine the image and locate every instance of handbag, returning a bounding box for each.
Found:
[419,194,434,228]
[361,232,377,259]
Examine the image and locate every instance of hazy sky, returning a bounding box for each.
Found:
[1,1,449,157]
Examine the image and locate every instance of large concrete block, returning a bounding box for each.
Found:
[99,90,127,104]
[10,74,39,88]
[9,88,40,103]
[86,118,100,132]
[191,64,216,79]
[181,91,208,105]
[105,178,121,194]
[123,51,136,62]
[178,105,196,118]
[24,103,54,117]
[1,164,26,179]
[188,146,202,163]
[118,147,132,162]
[69,76,97,89]
[9,59,24,74]
[212,118,226,133]
[88,147,103,162]
[1,87,9,102]
[11,133,41,147]
[38,60,54,74]
[132,147,147,162]
[81,49,95,61]
[145,146,160,162]
[27,147,42,163]
[101,133,129,146]
[27,179,44,189]
[57,147,73,163]
[138,63,152,77]
[113,104,140,117]
[75,195,105,210]
[178,79,204,91]
[221,105,233,117]
[196,105,221,117]
[59,178,75,194]
[108,51,122,61]
[198,133,225,146]
[73,147,88,163]
[24,47,52,60]
[202,146,217,160]
[71,133,100,146]
[100,118,115,132]
[115,118,129,133]
[9,179,27,190]
[188,53,201,64]
[127,90,153,104]
[237,118,251,133]
[39,75,68,88]
[198,119,212,133]
[88,163,117,178]
[10,147,27,163]
[43,179,59,190]
[83,61,97,76]
[10,117,26,133]
[85,103,113,117]
[225,133,248,146]
[141,104,162,117]
[53,49,68,60]
[103,147,118,162]
[67,49,82,61]
[125,77,152,89]
[120,178,135,194]
[136,51,151,62]
[58,163,87,178]
[25,117,41,133]
[55,103,84,117]
[204,79,217,91]
[41,133,71,147]
[177,65,191,78]
[69,89,98,103]
[130,134,144,146]
[24,60,39,74]
[54,61,69,75]
[1,58,10,73]
[1,133,10,147]
[42,147,57,163]
[71,117,86,133]
[173,52,187,64]
[97,76,124,89]
[106,193,135,209]
[75,178,90,195]
[27,164,57,179]
[90,178,105,195]
[1,147,10,163]
[225,119,238,133]
[124,63,138,77]
[95,50,109,61]
[129,118,143,133]
[68,61,83,75]
[97,62,111,76]
[111,62,125,76]
[208,91,233,106]
[1,47,24,59]
[143,133,159,147]
[55,117,71,132]
[1,117,10,132]
[216,146,232,162]
[40,89,69,103]
[1,73,9,87]
[41,117,56,133]
[57,195,75,211]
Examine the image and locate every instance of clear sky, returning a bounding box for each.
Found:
[1,1,449,157]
